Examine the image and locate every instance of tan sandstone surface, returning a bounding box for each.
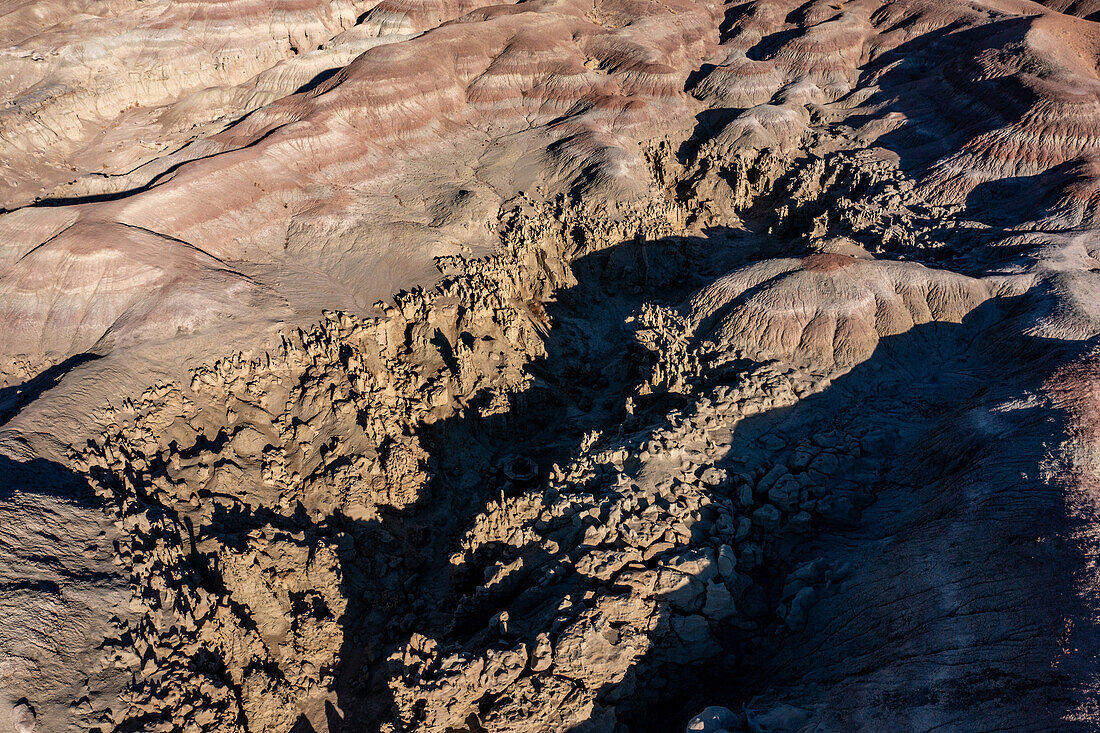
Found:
[3,0,1100,730]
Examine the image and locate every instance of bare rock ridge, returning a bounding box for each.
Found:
[2,0,1100,731]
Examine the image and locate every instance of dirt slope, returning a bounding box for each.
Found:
[3,0,1100,731]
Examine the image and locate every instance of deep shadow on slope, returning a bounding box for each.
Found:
[399,265,1097,731]
[615,295,1096,731]
[323,226,762,730]
[320,229,1096,730]
[77,225,1097,732]
[0,452,119,598]
[846,15,1086,229]
[0,451,104,504]
[846,18,1038,177]
[0,452,128,733]
[0,353,102,427]
[679,16,1081,253]
[84,225,754,732]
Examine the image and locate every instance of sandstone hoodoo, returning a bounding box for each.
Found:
[3,0,1100,731]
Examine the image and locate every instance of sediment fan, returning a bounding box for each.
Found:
[2,0,1100,730]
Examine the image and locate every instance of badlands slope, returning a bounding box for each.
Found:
[3,0,1100,730]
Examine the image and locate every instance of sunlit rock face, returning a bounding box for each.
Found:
[3,0,1100,731]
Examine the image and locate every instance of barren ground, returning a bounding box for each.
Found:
[3,0,1100,731]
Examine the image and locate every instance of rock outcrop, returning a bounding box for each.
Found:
[3,0,1100,731]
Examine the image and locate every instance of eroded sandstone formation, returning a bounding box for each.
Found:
[3,0,1100,731]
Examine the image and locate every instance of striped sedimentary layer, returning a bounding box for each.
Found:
[5,0,1100,732]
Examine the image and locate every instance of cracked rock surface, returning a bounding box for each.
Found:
[3,0,1100,731]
